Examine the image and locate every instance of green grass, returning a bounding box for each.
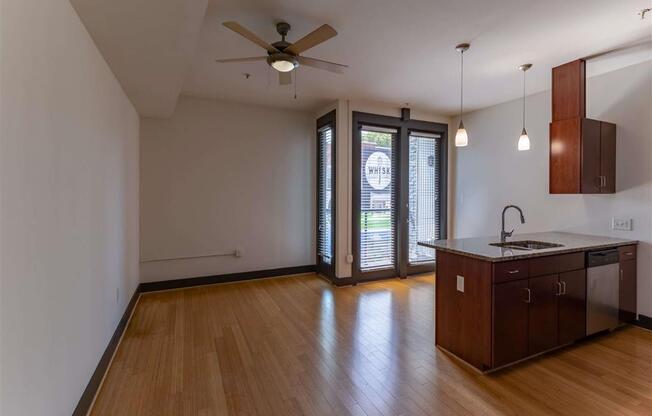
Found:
[361,213,391,230]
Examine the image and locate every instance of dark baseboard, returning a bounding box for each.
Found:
[332,277,357,287]
[72,287,140,416]
[634,314,652,330]
[139,265,316,292]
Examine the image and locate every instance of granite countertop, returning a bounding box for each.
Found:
[418,231,637,262]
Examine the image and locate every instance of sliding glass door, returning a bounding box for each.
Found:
[353,112,447,281]
[316,111,336,279]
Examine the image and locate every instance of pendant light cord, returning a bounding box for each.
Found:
[522,69,526,128]
[460,50,464,119]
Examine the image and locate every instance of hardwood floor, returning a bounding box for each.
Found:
[90,274,652,415]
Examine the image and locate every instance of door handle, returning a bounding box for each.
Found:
[524,288,531,303]
[561,281,567,295]
[556,281,563,296]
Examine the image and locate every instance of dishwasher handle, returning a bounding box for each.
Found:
[587,249,620,267]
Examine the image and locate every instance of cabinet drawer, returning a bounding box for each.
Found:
[529,252,584,276]
[493,260,529,283]
[619,245,636,261]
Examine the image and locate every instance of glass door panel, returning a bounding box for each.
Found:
[359,126,397,272]
[408,132,441,265]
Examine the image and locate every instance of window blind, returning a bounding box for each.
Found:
[408,132,441,264]
[317,125,334,264]
[359,126,397,271]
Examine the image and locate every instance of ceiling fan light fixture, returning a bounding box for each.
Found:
[269,54,298,72]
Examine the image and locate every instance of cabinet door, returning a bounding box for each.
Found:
[528,274,559,355]
[493,280,529,368]
[600,122,616,193]
[580,119,602,194]
[619,259,636,323]
[550,119,581,194]
[558,270,586,344]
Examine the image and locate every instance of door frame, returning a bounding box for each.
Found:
[316,110,337,280]
[352,111,448,282]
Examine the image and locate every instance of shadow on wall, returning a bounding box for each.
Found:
[589,66,652,192]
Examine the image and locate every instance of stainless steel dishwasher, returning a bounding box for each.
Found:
[586,249,620,335]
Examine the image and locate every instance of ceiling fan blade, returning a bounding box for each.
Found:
[298,56,348,73]
[285,24,337,55]
[222,21,279,53]
[215,56,267,63]
[279,71,292,85]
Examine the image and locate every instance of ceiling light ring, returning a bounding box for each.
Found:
[267,53,299,72]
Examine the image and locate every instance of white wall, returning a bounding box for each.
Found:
[451,60,652,317]
[0,1,140,415]
[140,97,315,282]
[316,100,451,279]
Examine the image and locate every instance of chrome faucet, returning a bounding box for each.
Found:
[501,205,526,242]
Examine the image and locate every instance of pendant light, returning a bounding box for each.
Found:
[517,63,532,151]
[454,43,470,147]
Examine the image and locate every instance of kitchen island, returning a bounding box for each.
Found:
[419,232,637,372]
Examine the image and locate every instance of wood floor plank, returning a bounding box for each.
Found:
[90,274,652,415]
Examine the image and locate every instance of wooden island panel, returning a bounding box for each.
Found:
[435,251,492,371]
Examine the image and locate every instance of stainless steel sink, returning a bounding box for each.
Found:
[489,240,564,251]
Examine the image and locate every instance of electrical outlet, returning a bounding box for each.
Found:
[612,218,633,231]
[456,275,465,293]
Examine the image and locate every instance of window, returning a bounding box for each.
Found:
[316,111,336,279]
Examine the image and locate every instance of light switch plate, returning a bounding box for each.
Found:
[456,275,464,293]
[612,218,633,231]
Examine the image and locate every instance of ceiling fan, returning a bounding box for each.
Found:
[216,21,348,85]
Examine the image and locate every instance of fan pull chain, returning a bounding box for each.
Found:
[294,69,298,99]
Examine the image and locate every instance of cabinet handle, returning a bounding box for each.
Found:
[507,269,520,274]
[556,281,563,296]
[561,281,567,295]
[524,288,531,303]
[624,252,634,256]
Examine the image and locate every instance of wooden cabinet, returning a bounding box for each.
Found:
[435,246,637,371]
[528,274,559,354]
[619,245,637,323]
[492,253,587,367]
[493,280,529,367]
[549,59,616,194]
[558,270,586,344]
[550,118,616,194]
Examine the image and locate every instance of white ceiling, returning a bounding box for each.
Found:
[71,0,209,118]
[74,0,652,117]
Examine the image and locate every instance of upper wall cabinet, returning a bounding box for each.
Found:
[549,60,616,194]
